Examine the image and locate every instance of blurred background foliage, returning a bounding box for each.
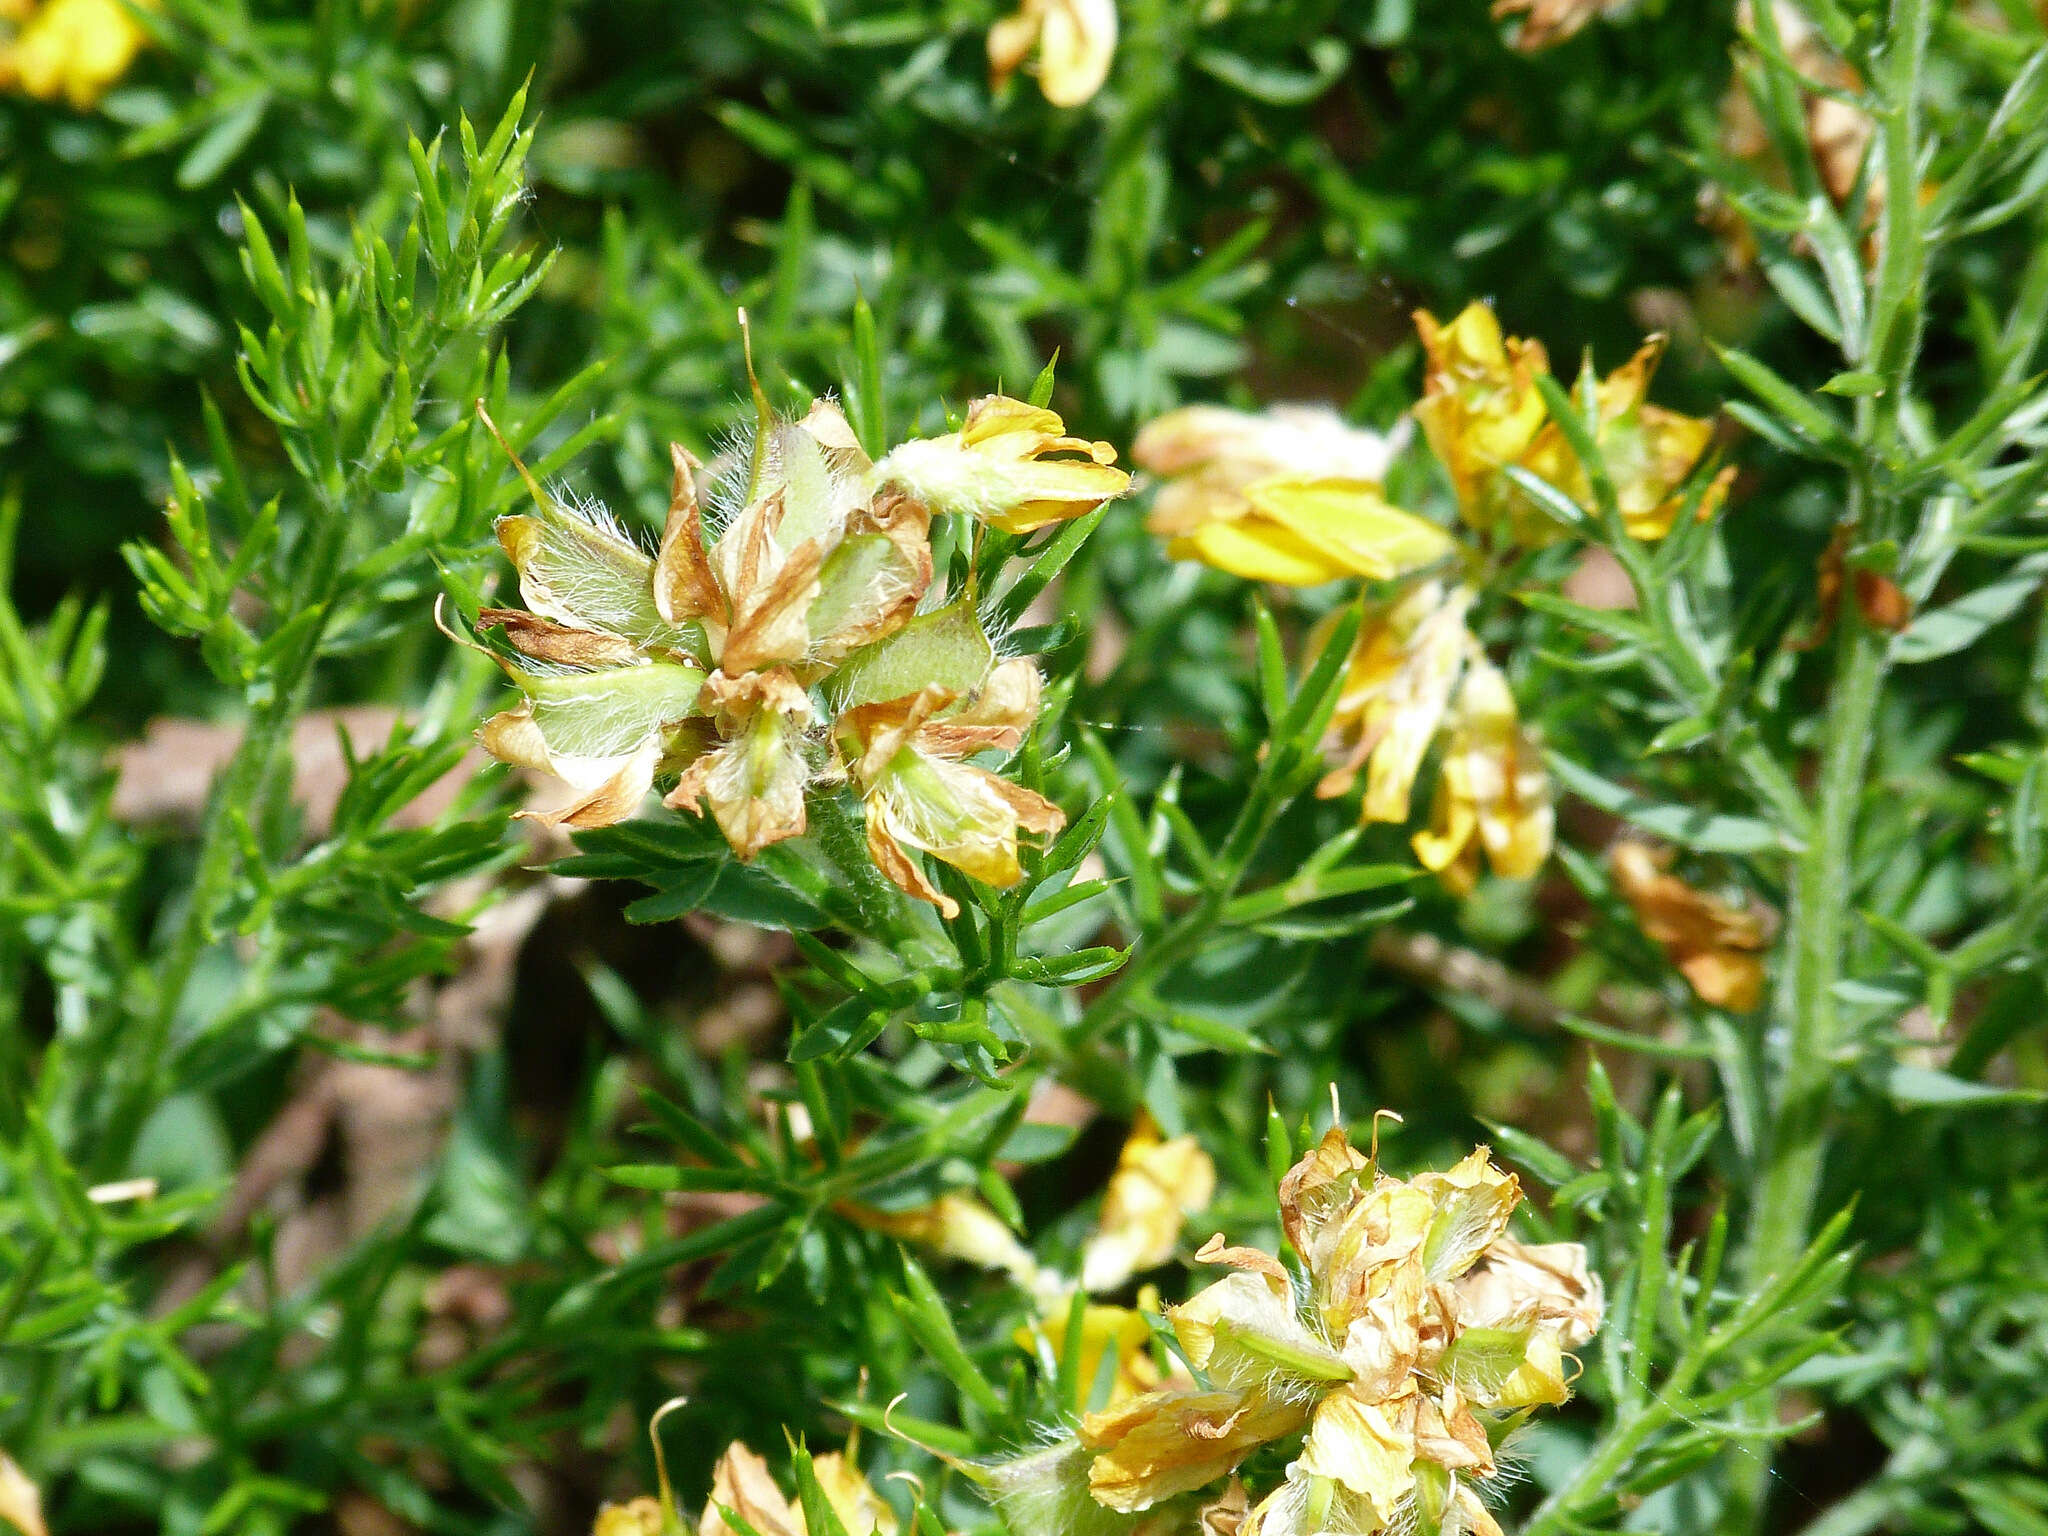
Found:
[5,0,2048,1534]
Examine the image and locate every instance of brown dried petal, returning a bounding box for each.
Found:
[656,442,727,628]
[475,609,645,669]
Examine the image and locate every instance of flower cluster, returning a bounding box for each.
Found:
[1138,301,1730,893]
[0,0,149,108]
[466,360,1128,916]
[986,1121,1603,1536]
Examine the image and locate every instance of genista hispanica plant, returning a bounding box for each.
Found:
[3,3,2048,1536]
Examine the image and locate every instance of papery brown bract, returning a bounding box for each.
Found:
[664,668,816,859]
[835,657,1063,916]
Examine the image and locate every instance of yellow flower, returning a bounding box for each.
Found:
[1316,581,1476,825]
[1412,303,1553,544]
[1514,334,1732,541]
[1080,1112,1219,1294]
[873,395,1129,534]
[1410,657,1553,895]
[833,633,1064,916]
[699,1442,896,1536]
[1136,404,1409,536]
[592,1499,669,1536]
[987,0,1117,107]
[0,0,150,109]
[842,1190,1041,1289]
[0,1448,46,1536]
[1137,397,1447,587]
[1160,476,1456,589]
[1609,840,1774,1010]
[1018,1296,1176,1414]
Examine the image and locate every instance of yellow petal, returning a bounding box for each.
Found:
[1412,1149,1520,1283]
[842,1192,1039,1288]
[700,1443,802,1536]
[810,1452,897,1536]
[1299,1390,1417,1526]
[1238,478,1456,581]
[1035,0,1116,106]
[1082,1389,1308,1513]
[0,1450,47,1536]
[1360,586,1472,825]
[1017,1301,1166,1412]
[593,1498,668,1536]
[1170,519,1358,586]
[1079,1116,1218,1293]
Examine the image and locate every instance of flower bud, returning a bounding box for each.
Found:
[874,395,1129,533]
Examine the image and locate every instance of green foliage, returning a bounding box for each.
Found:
[2,1,2047,1535]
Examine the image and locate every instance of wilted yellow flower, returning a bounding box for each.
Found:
[0,0,150,109]
[1080,1113,1219,1294]
[473,656,710,830]
[992,1118,1601,1531]
[1610,840,1773,1011]
[833,619,1064,915]
[1018,1296,1178,1414]
[1411,657,1553,896]
[1082,1388,1311,1513]
[1413,304,1553,544]
[1317,581,1476,825]
[987,0,1117,107]
[873,395,1129,534]
[0,1449,46,1536]
[665,668,817,858]
[1514,334,1732,541]
[467,408,713,829]
[842,1190,1041,1289]
[1490,0,1630,50]
[593,1498,669,1536]
[699,1442,896,1536]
